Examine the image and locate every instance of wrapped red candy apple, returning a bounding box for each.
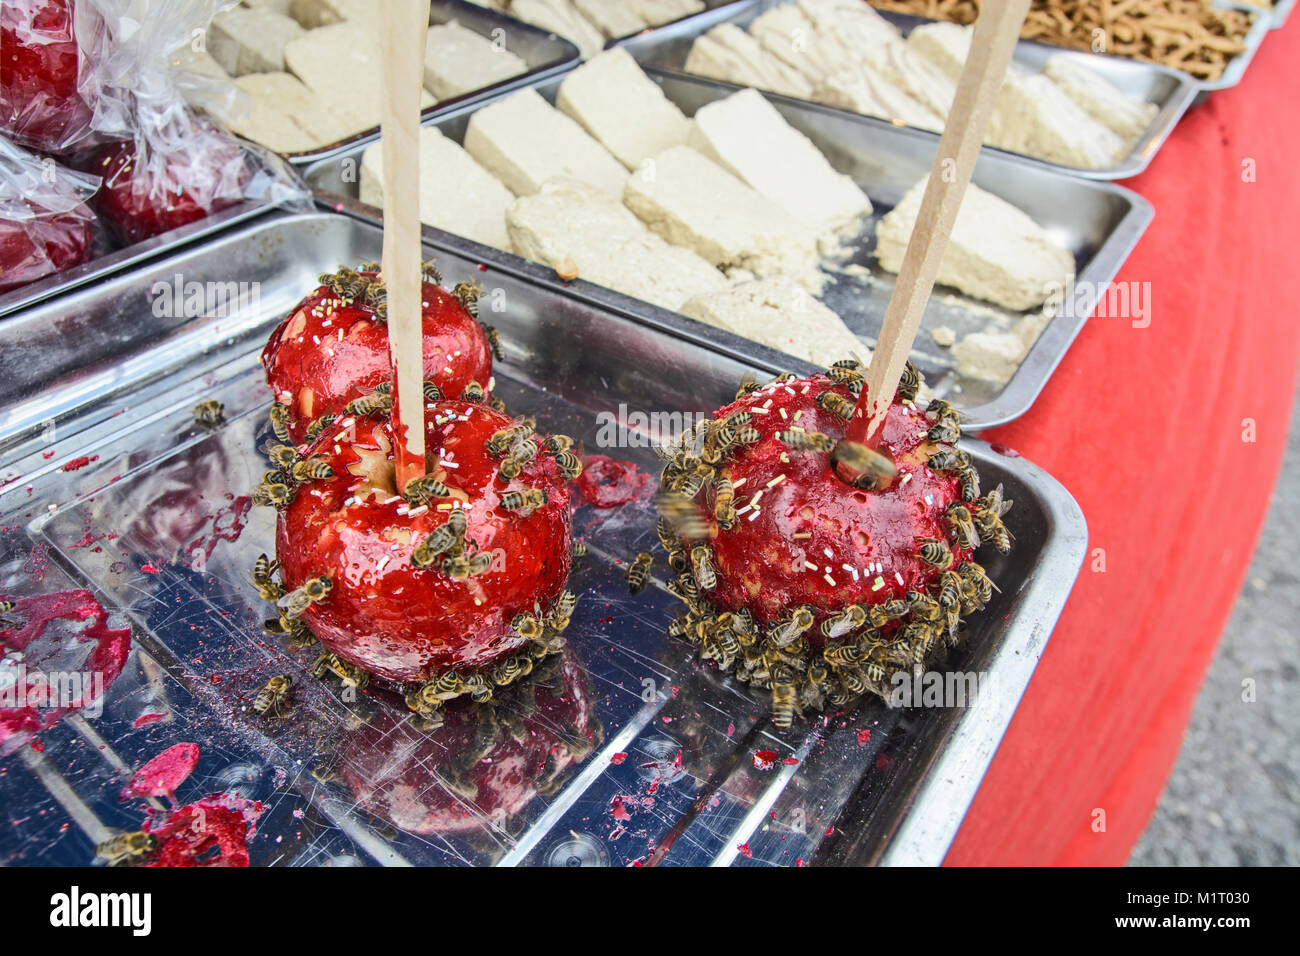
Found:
[261,263,497,444]
[654,360,1011,727]
[0,0,96,152]
[0,139,99,296]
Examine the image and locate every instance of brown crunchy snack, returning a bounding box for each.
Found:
[868,0,1256,81]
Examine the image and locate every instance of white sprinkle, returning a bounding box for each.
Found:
[823,548,833,559]
[766,474,786,488]
[442,460,459,469]
[872,576,885,591]
[925,494,933,506]
[895,571,905,586]
[736,504,752,516]
[751,406,769,415]
[733,478,748,489]
[312,335,320,345]
[747,509,761,522]
[804,560,818,571]
[779,408,788,420]
[375,556,391,572]
[900,473,912,486]
[823,574,836,586]
[408,505,428,517]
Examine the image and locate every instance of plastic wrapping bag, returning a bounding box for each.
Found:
[0,0,99,153]
[0,139,100,295]
[72,0,310,244]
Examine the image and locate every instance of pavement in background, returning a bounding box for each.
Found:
[1130,386,1300,866]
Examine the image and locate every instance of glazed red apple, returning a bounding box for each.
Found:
[0,0,93,152]
[274,400,573,684]
[657,365,1008,721]
[0,206,95,295]
[261,270,493,444]
[88,129,248,245]
[143,794,259,868]
[703,378,973,626]
[339,651,600,837]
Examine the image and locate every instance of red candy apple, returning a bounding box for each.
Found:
[272,400,574,686]
[261,268,493,444]
[656,364,1009,722]
[0,205,95,295]
[0,0,93,152]
[88,128,248,245]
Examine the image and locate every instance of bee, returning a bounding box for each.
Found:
[412,515,467,568]
[451,280,480,315]
[768,605,815,648]
[816,390,855,421]
[269,402,293,443]
[483,325,504,360]
[265,444,299,470]
[672,462,711,499]
[461,381,485,403]
[820,604,867,639]
[831,440,897,490]
[304,413,337,443]
[546,591,576,633]
[907,621,939,667]
[487,422,532,457]
[667,573,702,610]
[824,640,864,668]
[278,576,332,619]
[944,503,980,550]
[193,399,224,428]
[544,434,573,455]
[713,474,735,528]
[252,675,292,717]
[779,427,835,453]
[927,398,959,425]
[735,372,760,400]
[252,480,295,510]
[831,358,863,370]
[974,508,1012,553]
[627,552,653,595]
[958,466,980,502]
[959,561,994,605]
[654,490,711,541]
[0,599,19,629]
[690,543,717,591]
[554,450,583,481]
[917,538,953,570]
[421,260,443,284]
[96,831,158,867]
[770,666,798,729]
[573,539,587,559]
[898,361,921,402]
[927,417,961,444]
[497,456,524,482]
[500,487,547,514]
[826,365,863,394]
[344,391,390,417]
[838,665,869,696]
[442,551,492,580]
[290,456,334,483]
[426,670,465,702]
[356,260,381,272]
[936,571,963,610]
[250,554,283,601]
[928,450,965,472]
[512,613,543,642]
[404,473,453,504]
[493,654,531,687]
[719,609,757,647]
[463,673,492,703]
[980,483,1009,518]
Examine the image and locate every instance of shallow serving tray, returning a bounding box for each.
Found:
[615,0,1202,181]
[0,210,1085,867]
[304,69,1152,432]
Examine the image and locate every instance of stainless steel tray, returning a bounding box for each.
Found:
[1218,0,1293,29]
[616,0,1200,181]
[304,70,1153,432]
[279,0,580,167]
[1198,2,1272,92]
[0,210,1087,867]
[0,200,271,321]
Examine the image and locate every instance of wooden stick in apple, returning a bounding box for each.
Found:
[380,0,432,491]
[842,0,1032,461]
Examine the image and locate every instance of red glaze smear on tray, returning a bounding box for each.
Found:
[652,360,1011,728]
[0,590,131,754]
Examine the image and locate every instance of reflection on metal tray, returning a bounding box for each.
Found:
[279,0,581,167]
[304,70,1152,432]
[0,211,1086,866]
[615,0,1200,181]
[0,200,270,321]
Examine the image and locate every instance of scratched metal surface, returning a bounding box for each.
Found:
[0,211,1086,866]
